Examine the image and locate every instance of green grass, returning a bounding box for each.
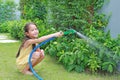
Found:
[0,42,120,80]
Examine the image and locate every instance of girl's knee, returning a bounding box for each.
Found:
[32,50,45,60]
[32,52,41,59]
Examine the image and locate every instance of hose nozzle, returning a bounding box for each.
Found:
[64,29,76,35]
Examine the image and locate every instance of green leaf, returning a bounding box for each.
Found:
[67,64,75,72]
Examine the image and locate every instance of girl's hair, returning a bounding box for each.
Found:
[24,22,37,33]
[16,22,37,58]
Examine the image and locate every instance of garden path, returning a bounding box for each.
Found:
[0,34,18,43]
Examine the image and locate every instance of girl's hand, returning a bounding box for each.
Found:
[54,31,63,37]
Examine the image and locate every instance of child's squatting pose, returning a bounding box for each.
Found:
[16,22,63,75]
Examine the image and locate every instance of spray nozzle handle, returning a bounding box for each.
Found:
[64,29,76,35]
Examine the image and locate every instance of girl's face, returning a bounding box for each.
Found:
[26,24,39,39]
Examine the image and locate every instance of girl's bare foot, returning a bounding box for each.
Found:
[22,70,33,75]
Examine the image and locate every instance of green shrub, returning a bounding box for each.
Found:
[45,27,120,73]
[0,21,15,33]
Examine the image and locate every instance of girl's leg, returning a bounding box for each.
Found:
[32,50,44,67]
[22,50,44,75]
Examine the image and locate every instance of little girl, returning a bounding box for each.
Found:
[16,22,63,75]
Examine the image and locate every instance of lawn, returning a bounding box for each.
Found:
[0,42,120,80]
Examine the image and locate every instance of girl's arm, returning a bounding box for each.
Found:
[24,31,63,48]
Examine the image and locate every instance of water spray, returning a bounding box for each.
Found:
[65,29,120,64]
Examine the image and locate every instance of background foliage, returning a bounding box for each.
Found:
[0,0,120,74]
[0,0,16,23]
[19,0,46,21]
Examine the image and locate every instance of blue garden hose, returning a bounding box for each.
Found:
[28,37,55,80]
